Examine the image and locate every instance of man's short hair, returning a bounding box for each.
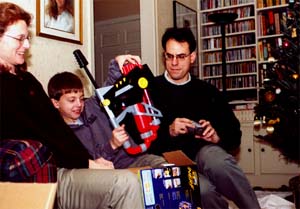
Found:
[161,27,197,53]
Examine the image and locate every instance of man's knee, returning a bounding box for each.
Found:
[196,145,237,171]
[199,174,229,208]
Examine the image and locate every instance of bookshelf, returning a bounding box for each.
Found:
[256,1,289,88]
[198,0,291,109]
[197,0,299,188]
[199,0,258,108]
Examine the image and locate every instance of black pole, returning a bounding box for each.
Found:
[208,13,238,98]
[73,49,99,89]
[221,24,227,93]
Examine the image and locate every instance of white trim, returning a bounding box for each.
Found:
[140,0,158,75]
[87,1,95,76]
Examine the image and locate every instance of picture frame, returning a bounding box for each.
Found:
[173,1,199,77]
[36,0,83,44]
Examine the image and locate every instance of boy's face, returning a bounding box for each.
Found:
[51,90,84,124]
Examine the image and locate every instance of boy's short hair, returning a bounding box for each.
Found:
[48,71,83,100]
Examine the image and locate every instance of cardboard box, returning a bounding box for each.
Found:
[139,150,202,209]
[162,150,196,166]
[0,182,57,209]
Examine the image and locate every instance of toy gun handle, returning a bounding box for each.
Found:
[73,49,99,89]
[73,49,119,129]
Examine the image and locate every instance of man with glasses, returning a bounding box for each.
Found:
[148,27,260,209]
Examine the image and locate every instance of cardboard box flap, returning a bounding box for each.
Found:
[163,150,196,166]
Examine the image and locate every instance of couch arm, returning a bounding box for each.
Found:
[0,139,57,182]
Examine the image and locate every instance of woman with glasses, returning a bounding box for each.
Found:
[0,2,143,209]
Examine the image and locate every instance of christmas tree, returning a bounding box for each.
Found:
[254,0,300,163]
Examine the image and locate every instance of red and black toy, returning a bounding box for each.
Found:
[73,49,162,154]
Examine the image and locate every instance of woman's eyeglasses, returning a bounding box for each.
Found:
[4,34,31,45]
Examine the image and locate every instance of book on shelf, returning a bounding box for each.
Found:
[274,12,281,34]
[267,0,273,7]
[261,14,267,36]
[258,0,284,7]
[267,11,275,35]
[259,63,268,84]
[275,0,280,5]
[257,0,264,8]
[258,40,264,61]
[262,39,268,60]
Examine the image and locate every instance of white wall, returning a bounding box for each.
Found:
[1,0,95,96]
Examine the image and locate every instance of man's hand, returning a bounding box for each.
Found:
[195,120,220,143]
[88,157,114,169]
[169,118,192,137]
[169,118,220,143]
[110,124,129,149]
[115,54,141,72]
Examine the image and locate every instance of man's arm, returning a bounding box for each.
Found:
[103,55,141,86]
[208,87,242,151]
[103,59,122,86]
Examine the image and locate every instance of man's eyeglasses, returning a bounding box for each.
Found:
[164,52,191,61]
[4,34,31,45]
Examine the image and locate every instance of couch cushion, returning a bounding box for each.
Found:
[0,139,57,182]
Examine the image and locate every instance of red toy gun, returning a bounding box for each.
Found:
[120,63,161,154]
[73,49,162,155]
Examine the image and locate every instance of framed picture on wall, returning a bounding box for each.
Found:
[173,1,199,77]
[36,0,82,44]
